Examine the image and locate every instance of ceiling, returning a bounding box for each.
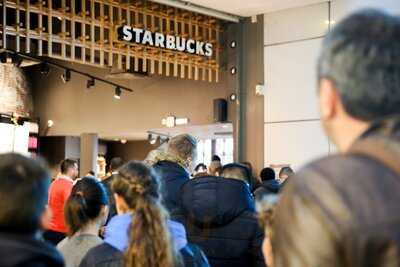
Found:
[185,0,327,17]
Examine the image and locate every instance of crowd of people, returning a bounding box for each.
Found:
[0,8,400,267]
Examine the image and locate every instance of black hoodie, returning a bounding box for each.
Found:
[0,232,64,267]
[174,176,265,267]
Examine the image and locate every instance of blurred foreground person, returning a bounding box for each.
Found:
[58,178,109,267]
[151,134,197,214]
[80,161,209,267]
[175,163,265,267]
[254,168,280,200]
[271,10,400,267]
[0,153,64,267]
[45,159,79,245]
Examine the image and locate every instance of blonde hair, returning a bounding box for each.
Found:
[167,134,197,161]
[112,161,180,267]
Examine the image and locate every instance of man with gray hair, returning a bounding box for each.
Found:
[258,9,400,267]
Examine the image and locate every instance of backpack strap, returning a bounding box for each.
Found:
[348,138,400,176]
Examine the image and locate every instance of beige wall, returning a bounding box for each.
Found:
[107,140,157,162]
[31,62,231,140]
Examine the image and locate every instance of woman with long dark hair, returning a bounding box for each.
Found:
[57,177,108,267]
[80,161,209,267]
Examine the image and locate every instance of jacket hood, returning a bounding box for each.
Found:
[104,213,187,252]
[180,176,255,226]
[0,232,64,267]
[153,160,190,182]
[261,179,281,193]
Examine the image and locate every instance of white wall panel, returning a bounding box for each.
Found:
[264,38,322,123]
[264,120,329,171]
[0,123,16,153]
[331,0,400,23]
[264,2,329,45]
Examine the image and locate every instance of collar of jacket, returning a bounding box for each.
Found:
[153,151,189,171]
[357,116,400,142]
[104,213,188,252]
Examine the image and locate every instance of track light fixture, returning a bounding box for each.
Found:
[61,69,71,83]
[87,77,95,89]
[40,63,50,76]
[148,134,158,145]
[2,49,133,96]
[114,86,122,99]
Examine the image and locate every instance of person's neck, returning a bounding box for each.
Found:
[335,119,370,153]
[75,222,101,237]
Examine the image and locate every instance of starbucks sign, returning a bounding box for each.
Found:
[118,25,213,57]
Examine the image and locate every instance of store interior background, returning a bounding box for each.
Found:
[1,0,399,178]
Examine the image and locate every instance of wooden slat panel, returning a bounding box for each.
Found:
[2,0,221,82]
[38,0,43,56]
[108,4,113,67]
[90,0,95,64]
[61,0,67,58]
[117,6,122,69]
[48,0,52,56]
[71,0,76,60]
[81,0,86,62]
[16,0,20,52]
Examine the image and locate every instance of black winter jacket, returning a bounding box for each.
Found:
[0,232,64,267]
[79,242,210,267]
[153,160,190,213]
[174,176,265,267]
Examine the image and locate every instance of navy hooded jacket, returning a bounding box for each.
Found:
[0,232,64,267]
[153,160,190,214]
[174,176,265,267]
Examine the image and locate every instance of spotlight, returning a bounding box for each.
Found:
[230,67,237,75]
[114,86,122,99]
[229,93,237,101]
[61,69,71,83]
[230,41,236,48]
[86,77,95,89]
[40,62,50,76]
[148,134,158,145]
[47,120,54,128]
[120,139,127,144]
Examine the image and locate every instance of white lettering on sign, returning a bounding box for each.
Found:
[118,25,214,57]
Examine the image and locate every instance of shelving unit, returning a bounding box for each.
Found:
[0,0,222,82]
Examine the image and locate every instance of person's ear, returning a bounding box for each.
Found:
[114,193,129,214]
[40,205,52,230]
[319,78,338,120]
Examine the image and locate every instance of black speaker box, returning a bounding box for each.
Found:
[213,98,228,122]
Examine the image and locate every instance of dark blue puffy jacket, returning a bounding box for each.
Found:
[174,176,266,267]
[153,160,190,213]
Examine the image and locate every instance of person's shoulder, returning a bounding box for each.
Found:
[82,243,123,266]
[291,153,380,185]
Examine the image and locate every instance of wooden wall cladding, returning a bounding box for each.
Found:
[0,0,222,82]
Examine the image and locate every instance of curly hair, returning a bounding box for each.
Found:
[112,161,181,267]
